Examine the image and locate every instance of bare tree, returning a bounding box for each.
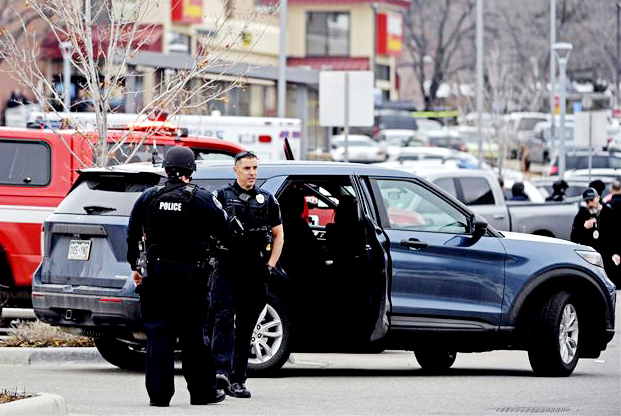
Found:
[0,0,269,166]
[401,0,476,110]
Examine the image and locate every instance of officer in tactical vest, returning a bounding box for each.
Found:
[127,146,228,407]
[211,150,284,398]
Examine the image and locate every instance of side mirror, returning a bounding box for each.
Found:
[472,214,488,238]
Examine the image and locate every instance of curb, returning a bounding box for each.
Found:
[0,393,68,416]
[0,347,104,365]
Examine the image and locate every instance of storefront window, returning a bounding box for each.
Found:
[306,12,350,57]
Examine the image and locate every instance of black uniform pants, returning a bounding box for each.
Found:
[140,261,217,404]
[211,256,267,384]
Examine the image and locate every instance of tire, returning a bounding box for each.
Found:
[247,293,291,375]
[414,349,457,373]
[94,336,146,371]
[528,290,580,377]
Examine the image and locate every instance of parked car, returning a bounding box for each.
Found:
[547,149,621,176]
[376,129,426,160]
[329,135,386,163]
[414,118,443,133]
[379,146,489,170]
[422,130,468,152]
[0,125,243,313]
[32,160,615,377]
[450,125,500,161]
[530,177,615,202]
[422,169,578,239]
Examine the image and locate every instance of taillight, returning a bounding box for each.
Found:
[258,135,272,143]
[549,165,558,175]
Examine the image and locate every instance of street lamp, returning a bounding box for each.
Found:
[59,41,72,110]
[553,41,573,178]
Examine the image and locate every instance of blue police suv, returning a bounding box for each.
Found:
[32,160,616,377]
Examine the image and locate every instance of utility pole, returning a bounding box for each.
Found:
[278,0,288,118]
[615,1,621,109]
[549,0,556,141]
[476,0,484,166]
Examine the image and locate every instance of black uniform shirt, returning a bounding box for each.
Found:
[126,177,228,271]
[216,182,281,230]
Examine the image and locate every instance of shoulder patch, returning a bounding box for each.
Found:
[212,192,223,210]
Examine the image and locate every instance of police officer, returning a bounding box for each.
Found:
[127,146,228,407]
[570,187,621,283]
[211,151,284,398]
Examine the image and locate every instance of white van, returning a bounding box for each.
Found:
[18,110,302,160]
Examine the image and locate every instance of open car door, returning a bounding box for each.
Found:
[350,174,390,341]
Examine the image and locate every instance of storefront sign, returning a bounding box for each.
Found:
[171,0,203,24]
[376,11,403,57]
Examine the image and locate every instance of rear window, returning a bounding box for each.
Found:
[55,173,163,216]
[0,139,51,186]
[458,177,495,205]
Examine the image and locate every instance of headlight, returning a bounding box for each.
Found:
[575,250,604,268]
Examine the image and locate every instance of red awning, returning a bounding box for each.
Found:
[41,24,164,60]
[287,57,370,71]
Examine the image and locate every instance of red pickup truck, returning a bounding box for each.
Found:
[0,125,243,310]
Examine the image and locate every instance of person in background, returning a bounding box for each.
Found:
[509,182,529,201]
[602,180,620,208]
[570,187,620,285]
[546,180,569,202]
[589,179,606,200]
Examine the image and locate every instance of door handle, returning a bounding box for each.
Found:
[493,214,505,219]
[401,238,428,249]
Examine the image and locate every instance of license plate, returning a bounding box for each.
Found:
[68,240,92,261]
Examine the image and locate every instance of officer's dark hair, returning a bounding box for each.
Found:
[234,150,258,165]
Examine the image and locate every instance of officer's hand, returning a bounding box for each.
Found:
[132,270,143,287]
[613,254,620,266]
[267,265,278,276]
[584,218,596,229]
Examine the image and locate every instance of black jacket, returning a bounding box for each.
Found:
[571,204,620,275]
[126,177,228,271]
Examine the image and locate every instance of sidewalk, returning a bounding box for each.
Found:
[0,347,103,415]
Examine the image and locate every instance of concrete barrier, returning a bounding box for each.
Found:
[0,393,67,415]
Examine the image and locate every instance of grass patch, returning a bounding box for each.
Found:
[0,320,94,347]
[0,388,34,404]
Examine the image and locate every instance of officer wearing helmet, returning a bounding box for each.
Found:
[570,187,621,283]
[127,146,228,407]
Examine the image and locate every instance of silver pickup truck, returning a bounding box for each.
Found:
[422,169,578,240]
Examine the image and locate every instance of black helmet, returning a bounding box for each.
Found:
[163,146,196,172]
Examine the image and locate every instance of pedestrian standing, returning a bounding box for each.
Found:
[570,187,621,284]
[604,180,621,211]
[127,146,228,407]
[211,150,284,398]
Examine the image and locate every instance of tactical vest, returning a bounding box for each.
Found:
[143,182,205,260]
[221,186,270,251]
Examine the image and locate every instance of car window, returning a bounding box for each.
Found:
[433,177,457,198]
[55,172,163,216]
[458,177,495,205]
[373,179,468,233]
[0,139,51,186]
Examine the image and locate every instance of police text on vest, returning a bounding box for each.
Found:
[159,202,182,211]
